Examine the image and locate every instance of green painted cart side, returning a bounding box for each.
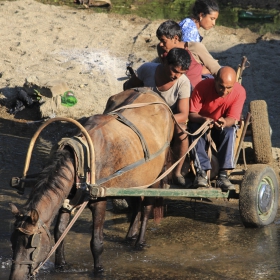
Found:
[88,185,229,198]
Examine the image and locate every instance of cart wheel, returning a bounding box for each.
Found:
[239,164,279,227]
[249,100,272,163]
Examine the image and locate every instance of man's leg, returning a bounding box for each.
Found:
[189,122,211,187]
[172,123,189,187]
[212,126,237,191]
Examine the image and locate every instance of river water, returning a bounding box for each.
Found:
[1,118,280,279]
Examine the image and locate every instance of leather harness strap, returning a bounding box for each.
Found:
[96,141,170,186]
[57,136,90,183]
[57,137,90,212]
[109,111,151,161]
[13,217,52,268]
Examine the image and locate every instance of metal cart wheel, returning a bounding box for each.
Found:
[239,164,279,227]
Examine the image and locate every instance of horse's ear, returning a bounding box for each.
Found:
[10,203,20,215]
[30,209,39,225]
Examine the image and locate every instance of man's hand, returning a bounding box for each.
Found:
[123,74,144,91]
[214,117,226,130]
[205,117,214,128]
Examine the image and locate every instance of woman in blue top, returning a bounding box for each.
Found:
[179,0,219,42]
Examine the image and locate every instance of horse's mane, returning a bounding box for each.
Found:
[24,149,75,210]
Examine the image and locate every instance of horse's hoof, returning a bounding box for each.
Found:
[125,235,137,242]
[94,265,104,274]
[55,263,68,271]
[135,242,150,250]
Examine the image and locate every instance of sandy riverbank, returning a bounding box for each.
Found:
[0,0,280,151]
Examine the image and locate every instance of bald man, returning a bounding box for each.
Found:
[188,66,246,191]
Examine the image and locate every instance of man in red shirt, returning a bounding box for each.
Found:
[189,66,246,191]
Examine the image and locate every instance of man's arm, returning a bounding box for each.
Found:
[189,112,213,124]
[189,113,236,131]
[214,116,237,130]
[215,83,246,129]
[123,74,144,90]
[226,84,246,121]
[175,98,189,124]
[189,42,221,76]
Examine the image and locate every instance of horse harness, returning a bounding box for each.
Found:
[11,92,213,276]
[57,95,173,211]
[12,215,51,271]
[57,136,91,212]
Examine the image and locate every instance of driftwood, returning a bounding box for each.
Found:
[76,0,111,8]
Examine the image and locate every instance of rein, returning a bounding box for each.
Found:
[89,118,212,194]
[32,198,89,275]
[15,117,97,276]
[16,97,213,276]
[99,100,214,189]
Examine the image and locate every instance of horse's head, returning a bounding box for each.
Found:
[9,203,52,280]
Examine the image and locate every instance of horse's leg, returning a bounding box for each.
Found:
[135,197,154,248]
[126,197,142,240]
[88,198,107,273]
[54,209,71,268]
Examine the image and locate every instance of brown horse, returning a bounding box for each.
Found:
[9,88,175,279]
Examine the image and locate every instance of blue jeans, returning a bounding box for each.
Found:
[188,122,237,171]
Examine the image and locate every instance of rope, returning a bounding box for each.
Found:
[109,100,212,137]
[32,198,89,275]
[100,98,215,189]
[126,120,213,189]
[28,99,212,275]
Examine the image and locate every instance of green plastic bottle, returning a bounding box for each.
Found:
[61,91,77,107]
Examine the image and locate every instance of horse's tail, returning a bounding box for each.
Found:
[153,197,164,224]
[152,148,173,224]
